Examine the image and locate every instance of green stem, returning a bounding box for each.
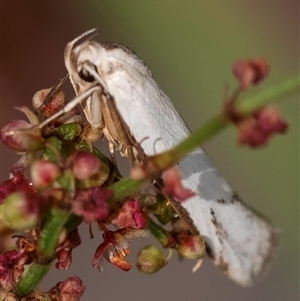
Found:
[109,178,144,203]
[150,75,300,171]
[148,218,174,248]
[154,116,226,169]
[64,213,83,233]
[239,75,300,113]
[16,208,70,297]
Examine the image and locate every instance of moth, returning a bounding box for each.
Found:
[45,29,278,286]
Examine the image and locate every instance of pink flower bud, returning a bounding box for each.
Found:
[136,245,167,273]
[163,167,196,201]
[232,58,269,90]
[30,160,61,190]
[1,191,42,231]
[175,233,206,259]
[72,151,101,180]
[0,120,44,153]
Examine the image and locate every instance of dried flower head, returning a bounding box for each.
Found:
[93,228,148,272]
[238,106,288,147]
[111,199,147,229]
[48,277,86,301]
[0,249,29,291]
[72,187,112,223]
[55,228,81,270]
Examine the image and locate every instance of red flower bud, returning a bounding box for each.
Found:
[0,120,44,153]
[32,88,65,117]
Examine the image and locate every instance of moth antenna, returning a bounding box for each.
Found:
[64,28,99,80]
[153,137,163,154]
[64,28,98,60]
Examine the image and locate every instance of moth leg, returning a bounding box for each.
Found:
[82,122,103,143]
[108,142,118,167]
[126,145,135,169]
[100,93,139,167]
[110,107,146,167]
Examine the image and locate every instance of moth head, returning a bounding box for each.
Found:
[64,30,152,94]
[65,32,107,92]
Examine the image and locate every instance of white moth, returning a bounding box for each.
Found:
[48,29,278,286]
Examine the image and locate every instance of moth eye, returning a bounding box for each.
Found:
[78,64,97,82]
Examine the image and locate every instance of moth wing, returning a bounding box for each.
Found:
[98,47,278,285]
[178,151,278,285]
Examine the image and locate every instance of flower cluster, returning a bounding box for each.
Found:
[226,58,289,148]
[0,88,203,300]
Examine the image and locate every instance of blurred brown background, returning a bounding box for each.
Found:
[1,1,299,300]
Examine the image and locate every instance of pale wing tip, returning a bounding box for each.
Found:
[245,225,279,286]
[229,193,280,286]
[207,221,280,286]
